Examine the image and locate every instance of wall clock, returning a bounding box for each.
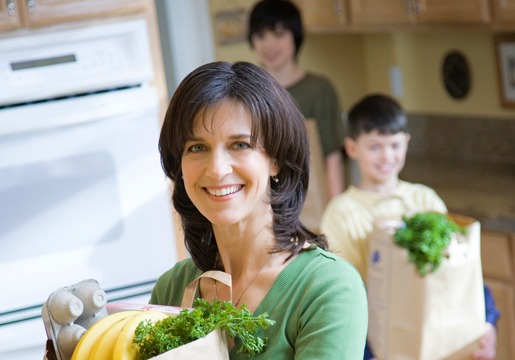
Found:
[442,51,471,99]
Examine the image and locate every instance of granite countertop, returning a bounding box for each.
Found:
[400,155,515,233]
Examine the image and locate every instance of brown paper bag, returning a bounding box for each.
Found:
[151,271,232,360]
[300,118,329,234]
[367,214,485,360]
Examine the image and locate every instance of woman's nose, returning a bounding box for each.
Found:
[205,149,233,180]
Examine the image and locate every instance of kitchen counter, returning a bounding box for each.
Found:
[400,156,515,233]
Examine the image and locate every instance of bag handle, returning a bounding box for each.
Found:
[181,271,232,308]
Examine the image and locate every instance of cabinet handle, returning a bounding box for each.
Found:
[412,0,422,15]
[402,0,412,15]
[7,0,16,16]
[27,0,35,13]
[331,0,343,17]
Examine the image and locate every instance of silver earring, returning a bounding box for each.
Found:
[272,175,279,183]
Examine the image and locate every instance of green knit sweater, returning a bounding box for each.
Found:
[149,246,368,360]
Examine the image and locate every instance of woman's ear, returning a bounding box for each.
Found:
[344,137,358,159]
[270,160,280,178]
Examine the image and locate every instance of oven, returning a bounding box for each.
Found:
[0,20,177,359]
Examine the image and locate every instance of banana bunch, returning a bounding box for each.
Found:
[71,310,169,360]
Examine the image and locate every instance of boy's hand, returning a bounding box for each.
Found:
[472,322,497,360]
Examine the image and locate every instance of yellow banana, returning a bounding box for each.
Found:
[89,314,137,360]
[113,311,169,360]
[71,311,141,360]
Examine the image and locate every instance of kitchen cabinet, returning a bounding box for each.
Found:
[10,0,145,30]
[493,0,515,25]
[292,0,349,31]
[349,0,491,26]
[481,229,515,360]
[0,0,22,31]
[349,0,415,26]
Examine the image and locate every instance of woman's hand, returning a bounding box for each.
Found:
[473,322,497,360]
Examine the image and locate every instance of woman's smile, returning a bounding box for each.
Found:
[204,185,244,199]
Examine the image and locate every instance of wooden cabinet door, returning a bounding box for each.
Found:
[349,0,416,25]
[493,0,515,24]
[18,0,145,27]
[0,0,22,31]
[481,230,513,281]
[483,279,515,360]
[293,0,348,30]
[417,0,491,24]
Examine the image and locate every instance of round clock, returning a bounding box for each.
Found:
[442,51,471,99]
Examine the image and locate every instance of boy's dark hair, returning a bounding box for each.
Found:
[248,0,304,57]
[347,94,409,140]
[159,61,327,272]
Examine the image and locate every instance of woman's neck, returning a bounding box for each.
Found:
[212,213,277,283]
[266,62,305,88]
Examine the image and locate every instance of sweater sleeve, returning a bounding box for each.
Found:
[321,197,368,277]
[484,285,501,327]
[294,255,368,360]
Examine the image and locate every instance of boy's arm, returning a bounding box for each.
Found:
[326,150,344,198]
[320,200,366,277]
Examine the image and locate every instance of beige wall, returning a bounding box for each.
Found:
[209,0,514,119]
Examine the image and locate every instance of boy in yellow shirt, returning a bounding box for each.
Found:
[321,94,498,360]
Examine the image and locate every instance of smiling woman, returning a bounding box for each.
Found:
[153,61,368,360]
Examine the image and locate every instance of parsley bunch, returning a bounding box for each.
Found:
[133,298,275,360]
[394,212,466,276]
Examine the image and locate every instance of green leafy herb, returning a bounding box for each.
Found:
[133,298,275,360]
[394,212,466,276]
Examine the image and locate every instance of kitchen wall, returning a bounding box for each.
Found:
[208,0,515,120]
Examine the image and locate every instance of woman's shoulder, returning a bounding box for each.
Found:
[157,258,199,281]
[300,247,365,287]
[151,258,201,305]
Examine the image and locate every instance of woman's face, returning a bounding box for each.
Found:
[251,25,296,72]
[181,101,279,227]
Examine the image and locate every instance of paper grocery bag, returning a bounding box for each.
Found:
[367,214,485,360]
[151,329,229,360]
[300,118,329,234]
[151,271,231,360]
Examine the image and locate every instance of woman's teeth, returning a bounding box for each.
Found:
[207,186,241,197]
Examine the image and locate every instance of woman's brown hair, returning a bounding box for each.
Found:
[159,61,327,271]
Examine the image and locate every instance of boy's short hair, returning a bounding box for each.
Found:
[347,94,408,140]
[248,0,304,57]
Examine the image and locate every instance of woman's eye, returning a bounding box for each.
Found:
[392,143,400,149]
[234,142,250,150]
[188,144,204,153]
[370,145,379,151]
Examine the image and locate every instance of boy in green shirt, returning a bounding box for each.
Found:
[321,94,498,360]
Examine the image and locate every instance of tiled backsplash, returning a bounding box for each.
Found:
[407,114,515,164]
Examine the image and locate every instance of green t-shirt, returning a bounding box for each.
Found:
[286,73,345,157]
[150,246,368,360]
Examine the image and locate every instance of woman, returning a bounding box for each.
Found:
[151,61,367,359]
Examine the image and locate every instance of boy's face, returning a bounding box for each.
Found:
[345,130,410,187]
[251,25,296,72]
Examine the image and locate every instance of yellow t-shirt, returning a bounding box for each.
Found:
[320,180,447,280]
